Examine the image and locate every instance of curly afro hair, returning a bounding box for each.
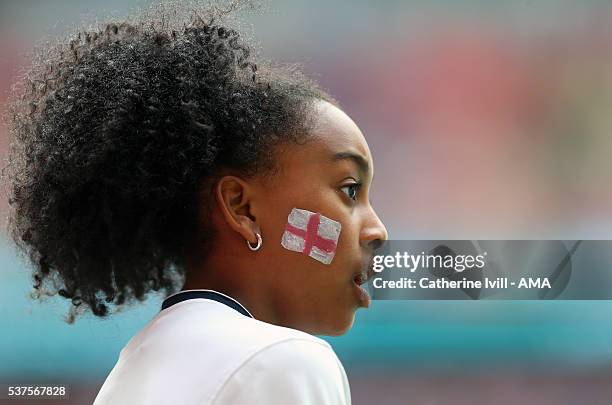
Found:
[3,1,335,322]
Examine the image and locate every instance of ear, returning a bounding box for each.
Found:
[214,175,260,245]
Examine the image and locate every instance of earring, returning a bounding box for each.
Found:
[247,232,262,251]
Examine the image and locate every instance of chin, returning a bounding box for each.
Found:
[321,312,356,336]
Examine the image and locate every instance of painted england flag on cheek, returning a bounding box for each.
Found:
[281,208,342,265]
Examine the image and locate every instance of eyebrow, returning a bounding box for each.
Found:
[332,151,370,176]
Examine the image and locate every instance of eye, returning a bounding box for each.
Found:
[340,182,362,201]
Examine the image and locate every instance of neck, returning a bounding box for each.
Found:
[182,257,279,326]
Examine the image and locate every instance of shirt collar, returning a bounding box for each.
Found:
[160,289,254,319]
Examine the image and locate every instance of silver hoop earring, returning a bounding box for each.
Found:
[247,232,262,251]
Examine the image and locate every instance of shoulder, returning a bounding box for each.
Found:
[95,300,350,405]
[212,338,351,405]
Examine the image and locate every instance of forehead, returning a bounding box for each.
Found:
[308,100,371,162]
[265,100,373,186]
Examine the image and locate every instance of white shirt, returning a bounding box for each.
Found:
[93,289,352,405]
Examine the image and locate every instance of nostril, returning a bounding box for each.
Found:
[369,239,384,250]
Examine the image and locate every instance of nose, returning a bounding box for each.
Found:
[360,205,388,250]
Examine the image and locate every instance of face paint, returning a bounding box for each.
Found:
[281,208,342,265]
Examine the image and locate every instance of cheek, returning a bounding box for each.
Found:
[280,207,342,265]
[330,213,364,274]
[323,207,357,247]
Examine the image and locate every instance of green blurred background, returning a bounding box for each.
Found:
[2,1,612,403]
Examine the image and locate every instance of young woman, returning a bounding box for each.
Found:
[6,4,387,404]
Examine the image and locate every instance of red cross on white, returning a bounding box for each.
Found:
[281,208,342,265]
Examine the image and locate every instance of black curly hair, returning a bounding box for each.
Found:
[3,2,335,322]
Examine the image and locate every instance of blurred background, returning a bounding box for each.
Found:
[2,0,612,404]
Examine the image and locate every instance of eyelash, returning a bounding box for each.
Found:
[340,182,362,202]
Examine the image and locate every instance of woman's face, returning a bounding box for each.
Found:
[254,100,388,335]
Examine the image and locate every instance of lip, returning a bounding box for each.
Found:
[353,255,376,286]
[352,278,371,308]
[352,256,374,308]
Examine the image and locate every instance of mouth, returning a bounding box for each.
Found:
[352,258,375,286]
[352,259,374,308]
[353,271,368,286]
